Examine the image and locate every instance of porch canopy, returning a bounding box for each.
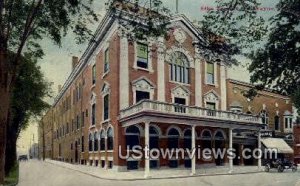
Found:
[261,138,293,154]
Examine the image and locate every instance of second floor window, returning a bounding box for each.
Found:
[103,94,109,121]
[137,43,148,69]
[92,104,96,125]
[92,65,96,85]
[275,115,280,131]
[136,91,150,103]
[206,62,215,84]
[104,48,109,73]
[170,52,189,84]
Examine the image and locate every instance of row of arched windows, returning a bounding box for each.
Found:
[88,128,114,152]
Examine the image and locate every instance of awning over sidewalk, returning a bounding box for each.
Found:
[261,138,294,154]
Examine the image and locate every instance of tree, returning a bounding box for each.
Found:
[0,0,171,182]
[5,53,50,175]
[202,0,300,109]
[0,0,98,183]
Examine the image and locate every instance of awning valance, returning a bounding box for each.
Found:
[261,138,294,154]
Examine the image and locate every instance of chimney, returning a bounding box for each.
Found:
[72,56,79,70]
[58,85,62,93]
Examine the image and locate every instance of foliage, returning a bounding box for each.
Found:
[0,0,99,63]
[10,53,51,137]
[4,163,18,186]
[249,0,300,95]
[202,0,300,108]
[201,0,268,54]
[105,0,171,41]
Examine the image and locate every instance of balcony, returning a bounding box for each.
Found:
[119,100,262,127]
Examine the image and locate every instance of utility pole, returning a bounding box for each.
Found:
[42,121,45,161]
[176,0,179,14]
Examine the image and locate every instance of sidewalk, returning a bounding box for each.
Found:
[45,160,263,181]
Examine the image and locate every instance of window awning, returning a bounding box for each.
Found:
[261,138,294,154]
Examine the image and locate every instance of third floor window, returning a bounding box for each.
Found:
[170,52,189,84]
[104,48,109,73]
[137,42,148,69]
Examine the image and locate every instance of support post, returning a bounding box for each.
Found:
[258,130,262,170]
[191,126,196,175]
[229,128,233,173]
[144,122,150,178]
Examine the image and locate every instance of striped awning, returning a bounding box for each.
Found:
[261,138,294,154]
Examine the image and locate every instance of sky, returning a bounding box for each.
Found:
[17,0,279,155]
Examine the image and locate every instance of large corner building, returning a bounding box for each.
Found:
[38,3,295,176]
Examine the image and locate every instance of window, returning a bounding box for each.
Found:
[170,52,189,84]
[174,97,186,113]
[92,104,96,125]
[76,115,80,129]
[81,112,85,127]
[126,126,140,149]
[168,128,180,168]
[136,91,150,103]
[92,65,96,85]
[101,160,105,168]
[81,136,84,152]
[206,102,216,116]
[137,42,148,69]
[108,161,113,169]
[94,133,99,151]
[103,94,109,121]
[100,130,106,151]
[104,48,109,73]
[275,116,280,131]
[184,129,192,150]
[89,133,93,152]
[206,62,214,84]
[260,110,269,128]
[107,128,114,151]
[284,116,293,130]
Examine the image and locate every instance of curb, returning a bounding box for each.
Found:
[45,161,263,181]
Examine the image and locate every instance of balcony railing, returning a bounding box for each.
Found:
[120,100,262,124]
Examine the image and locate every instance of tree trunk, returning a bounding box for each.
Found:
[4,135,16,176]
[0,50,10,184]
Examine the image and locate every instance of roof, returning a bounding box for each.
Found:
[261,138,293,154]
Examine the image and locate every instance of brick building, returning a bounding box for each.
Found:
[293,124,300,164]
[38,4,295,176]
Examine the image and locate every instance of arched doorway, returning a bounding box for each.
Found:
[75,140,78,164]
[201,130,212,162]
[149,126,159,169]
[126,125,140,170]
[168,128,180,168]
[214,130,225,166]
[184,129,192,168]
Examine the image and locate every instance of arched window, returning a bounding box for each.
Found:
[149,126,159,169]
[201,130,212,149]
[184,129,192,150]
[126,126,140,149]
[260,110,269,129]
[100,130,106,151]
[170,52,189,84]
[184,129,192,168]
[88,133,93,152]
[168,128,180,168]
[149,126,159,149]
[107,128,114,151]
[168,128,180,149]
[214,130,225,166]
[275,115,280,131]
[94,132,99,151]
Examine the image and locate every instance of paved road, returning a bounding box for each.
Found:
[18,160,300,186]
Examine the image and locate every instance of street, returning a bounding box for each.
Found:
[18,160,300,186]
